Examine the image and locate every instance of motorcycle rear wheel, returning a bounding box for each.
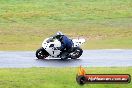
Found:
[70,47,83,59]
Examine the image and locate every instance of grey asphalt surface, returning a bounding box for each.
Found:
[0,49,132,68]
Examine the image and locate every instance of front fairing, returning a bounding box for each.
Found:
[42,37,61,57]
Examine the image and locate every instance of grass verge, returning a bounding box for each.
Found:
[0,67,131,88]
[0,0,132,50]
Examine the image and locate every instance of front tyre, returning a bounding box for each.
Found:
[36,47,49,59]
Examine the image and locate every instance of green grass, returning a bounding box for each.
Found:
[0,0,132,50]
[0,67,131,88]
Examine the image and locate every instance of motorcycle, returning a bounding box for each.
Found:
[36,36,85,60]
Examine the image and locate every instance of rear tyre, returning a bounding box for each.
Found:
[36,47,49,59]
[70,47,83,59]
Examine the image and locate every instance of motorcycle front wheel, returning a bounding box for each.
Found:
[36,47,49,59]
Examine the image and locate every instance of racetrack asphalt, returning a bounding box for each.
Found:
[0,49,132,68]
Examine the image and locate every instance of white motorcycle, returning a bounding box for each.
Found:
[36,37,85,60]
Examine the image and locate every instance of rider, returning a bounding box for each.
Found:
[53,31,73,53]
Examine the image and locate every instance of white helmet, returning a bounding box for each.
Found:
[56,31,64,36]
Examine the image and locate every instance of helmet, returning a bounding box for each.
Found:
[56,31,64,36]
[56,31,63,39]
